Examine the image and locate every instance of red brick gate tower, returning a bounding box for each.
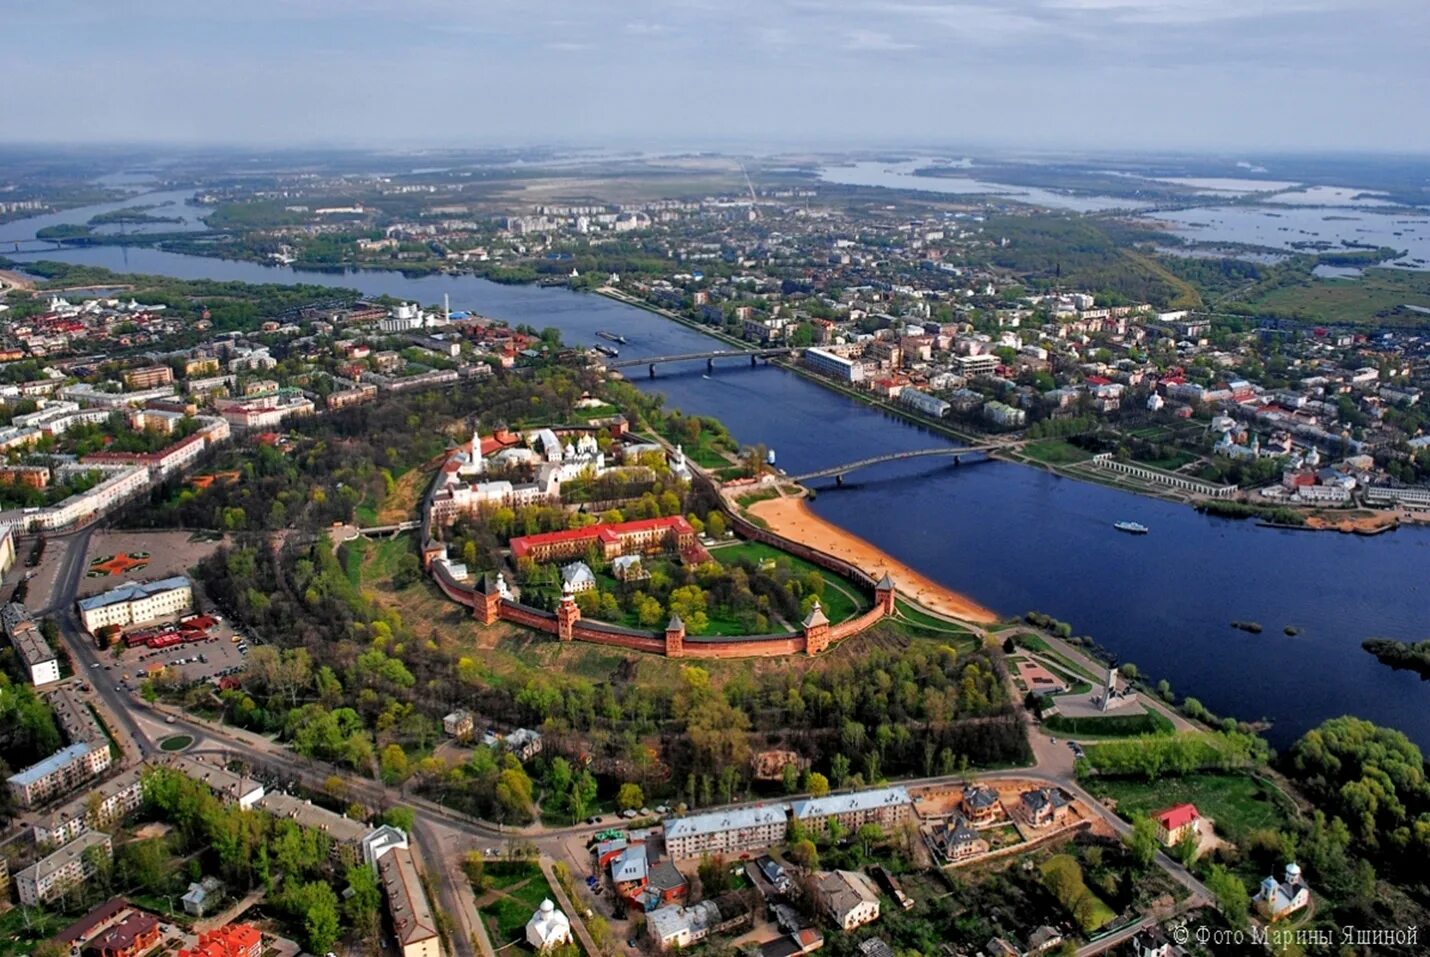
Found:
[802,600,831,655]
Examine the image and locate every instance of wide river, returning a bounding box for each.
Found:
[6,192,1430,750]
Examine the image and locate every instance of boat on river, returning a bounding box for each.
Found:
[597,330,627,344]
[1114,521,1149,535]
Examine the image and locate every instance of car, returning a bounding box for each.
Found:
[90,661,100,669]
[165,716,176,724]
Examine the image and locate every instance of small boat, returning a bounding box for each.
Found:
[1114,521,1149,535]
[597,330,627,344]
[593,344,619,358]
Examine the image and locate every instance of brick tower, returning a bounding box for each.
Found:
[875,572,896,615]
[664,613,686,657]
[802,599,831,656]
[557,580,580,641]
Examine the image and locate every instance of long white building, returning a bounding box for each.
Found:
[77,576,193,633]
[15,831,113,906]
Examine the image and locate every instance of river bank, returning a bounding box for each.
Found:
[744,494,999,624]
[0,268,37,291]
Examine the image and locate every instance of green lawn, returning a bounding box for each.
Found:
[1237,266,1430,325]
[1023,439,1093,465]
[480,862,560,945]
[894,600,975,638]
[714,540,870,623]
[1134,450,1197,471]
[0,904,70,957]
[1014,632,1050,652]
[1083,772,1295,845]
[340,538,369,588]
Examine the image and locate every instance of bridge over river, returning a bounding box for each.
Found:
[604,347,798,376]
[787,441,1023,484]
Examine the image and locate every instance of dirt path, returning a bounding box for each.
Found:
[0,268,36,292]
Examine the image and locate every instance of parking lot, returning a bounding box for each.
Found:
[85,609,258,693]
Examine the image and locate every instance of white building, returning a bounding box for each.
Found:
[526,899,573,951]
[77,576,193,633]
[3,603,59,686]
[814,870,881,930]
[8,741,112,808]
[362,824,410,867]
[1255,863,1310,921]
[899,388,950,418]
[663,804,787,859]
[15,830,113,905]
[804,348,865,384]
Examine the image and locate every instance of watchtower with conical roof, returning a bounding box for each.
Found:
[803,599,831,655]
[557,579,580,641]
[875,572,896,615]
[664,613,686,657]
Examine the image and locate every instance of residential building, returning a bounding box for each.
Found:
[1255,862,1310,921]
[34,766,145,846]
[955,354,998,377]
[961,785,1004,825]
[789,786,912,834]
[560,561,597,592]
[931,817,989,864]
[505,728,543,761]
[1019,788,1070,828]
[8,740,112,808]
[526,900,572,951]
[812,870,881,930]
[663,804,788,859]
[983,401,1026,428]
[803,347,865,384]
[161,754,266,809]
[362,824,410,866]
[3,602,59,685]
[123,366,175,390]
[1152,803,1201,847]
[181,877,225,916]
[92,910,162,957]
[0,463,148,532]
[378,847,442,957]
[55,898,133,952]
[178,924,264,957]
[77,576,193,632]
[646,894,753,950]
[898,388,950,418]
[442,709,474,740]
[15,830,113,905]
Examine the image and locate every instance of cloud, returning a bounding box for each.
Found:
[624,20,669,35]
[842,28,917,50]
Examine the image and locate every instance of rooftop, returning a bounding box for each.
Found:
[77,576,190,612]
[790,786,910,821]
[378,846,438,945]
[664,803,787,840]
[18,830,111,884]
[8,741,103,787]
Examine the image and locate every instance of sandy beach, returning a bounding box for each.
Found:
[0,268,36,292]
[745,495,999,624]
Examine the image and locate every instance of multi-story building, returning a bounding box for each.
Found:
[954,354,998,377]
[77,576,194,633]
[663,805,788,860]
[34,767,146,846]
[898,388,950,418]
[983,401,1026,428]
[803,347,865,384]
[160,754,266,809]
[812,870,881,930]
[789,786,912,835]
[3,602,59,685]
[8,741,112,808]
[123,366,175,390]
[378,847,442,957]
[0,464,149,532]
[509,516,699,564]
[179,924,264,957]
[0,522,14,581]
[15,830,113,905]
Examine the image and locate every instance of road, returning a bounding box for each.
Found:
[34,523,1212,955]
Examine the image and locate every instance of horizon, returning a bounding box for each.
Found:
[6,0,1429,154]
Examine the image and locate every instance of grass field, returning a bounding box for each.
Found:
[0,905,69,957]
[1083,772,1295,845]
[1023,439,1093,465]
[479,861,560,946]
[714,540,869,623]
[894,599,976,638]
[1134,450,1198,471]
[1235,266,1430,325]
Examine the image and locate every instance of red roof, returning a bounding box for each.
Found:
[179,924,261,957]
[1153,803,1200,831]
[1086,375,1112,386]
[510,515,693,559]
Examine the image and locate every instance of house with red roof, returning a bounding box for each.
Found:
[510,516,700,564]
[1152,803,1201,847]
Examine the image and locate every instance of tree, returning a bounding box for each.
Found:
[805,772,830,797]
[788,838,819,870]
[706,512,727,540]
[462,851,487,890]
[1127,814,1161,869]
[617,782,645,811]
[344,863,382,940]
[856,822,885,856]
[698,853,731,895]
[1205,863,1250,927]
[781,762,799,794]
[1173,829,1200,868]
[382,806,416,833]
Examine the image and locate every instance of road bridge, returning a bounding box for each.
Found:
[605,347,798,377]
[787,442,1019,484]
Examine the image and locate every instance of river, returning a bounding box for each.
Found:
[5,191,1430,750]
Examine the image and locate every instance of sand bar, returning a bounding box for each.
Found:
[745,495,999,624]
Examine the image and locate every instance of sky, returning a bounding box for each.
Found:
[7,0,1429,153]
